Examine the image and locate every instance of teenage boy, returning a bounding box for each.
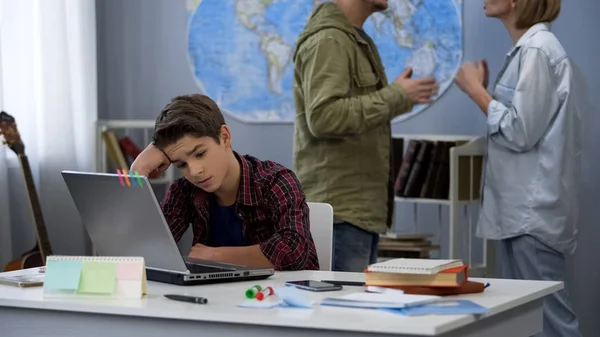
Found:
[131,94,319,271]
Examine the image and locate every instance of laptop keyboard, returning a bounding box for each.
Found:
[186,263,233,274]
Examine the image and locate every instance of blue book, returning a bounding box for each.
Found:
[381,300,488,316]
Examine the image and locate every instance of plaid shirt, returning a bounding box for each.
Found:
[160,152,320,271]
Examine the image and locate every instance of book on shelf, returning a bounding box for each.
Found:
[377,233,440,260]
[380,232,434,240]
[102,130,129,171]
[391,137,405,183]
[393,137,482,201]
[101,131,159,179]
[403,140,434,197]
[394,139,420,196]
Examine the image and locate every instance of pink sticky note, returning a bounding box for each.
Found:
[116,262,143,280]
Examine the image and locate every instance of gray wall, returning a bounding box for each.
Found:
[96,0,600,335]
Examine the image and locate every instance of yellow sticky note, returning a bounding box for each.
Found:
[78,261,117,294]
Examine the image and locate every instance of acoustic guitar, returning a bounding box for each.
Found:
[0,111,53,271]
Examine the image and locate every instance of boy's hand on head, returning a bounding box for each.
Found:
[130,143,170,177]
[189,244,216,261]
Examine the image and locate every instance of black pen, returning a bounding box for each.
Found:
[321,280,365,287]
[164,294,208,304]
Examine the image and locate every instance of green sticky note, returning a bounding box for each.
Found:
[78,261,117,294]
[44,260,82,291]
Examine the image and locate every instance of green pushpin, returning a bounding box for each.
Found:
[245,285,262,299]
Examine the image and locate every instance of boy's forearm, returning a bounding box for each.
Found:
[212,245,274,269]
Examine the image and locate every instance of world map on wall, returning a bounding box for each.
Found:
[186,0,462,123]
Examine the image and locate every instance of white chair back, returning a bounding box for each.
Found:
[307,202,333,271]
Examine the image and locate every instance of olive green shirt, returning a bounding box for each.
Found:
[292,2,413,234]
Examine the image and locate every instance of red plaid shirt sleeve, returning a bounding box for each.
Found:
[160,178,195,242]
[259,170,320,271]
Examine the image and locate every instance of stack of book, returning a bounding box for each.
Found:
[365,258,487,296]
[377,233,440,259]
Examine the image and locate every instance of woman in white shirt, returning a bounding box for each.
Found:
[455,1,581,336]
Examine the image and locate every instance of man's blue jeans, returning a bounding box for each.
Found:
[332,222,379,272]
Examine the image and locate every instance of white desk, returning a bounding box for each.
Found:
[0,271,560,337]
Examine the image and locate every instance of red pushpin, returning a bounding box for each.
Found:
[255,286,274,301]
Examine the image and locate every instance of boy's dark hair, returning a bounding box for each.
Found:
[152,94,225,149]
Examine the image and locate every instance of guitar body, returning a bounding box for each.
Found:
[4,245,44,272]
[1,111,53,271]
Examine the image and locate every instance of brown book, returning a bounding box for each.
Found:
[432,141,456,199]
[118,136,141,164]
[394,140,421,197]
[420,141,444,198]
[457,155,484,201]
[102,130,129,171]
[403,140,434,197]
[118,137,159,179]
[383,280,487,296]
[365,265,467,287]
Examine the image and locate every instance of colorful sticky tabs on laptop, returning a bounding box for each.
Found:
[78,261,117,294]
[124,170,136,187]
[134,171,143,187]
[117,169,125,186]
[122,170,132,187]
[43,260,82,291]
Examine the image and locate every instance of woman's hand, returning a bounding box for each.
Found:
[455,59,493,115]
[455,61,485,94]
[479,59,489,89]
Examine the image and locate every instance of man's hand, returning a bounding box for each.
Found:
[189,244,216,260]
[394,67,439,105]
[130,143,170,177]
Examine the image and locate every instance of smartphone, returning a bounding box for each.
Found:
[285,280,343,292]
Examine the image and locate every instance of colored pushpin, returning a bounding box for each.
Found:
[245,285,262,299]
[255,286,274,301]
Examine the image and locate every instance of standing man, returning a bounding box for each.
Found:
[292,0,439,272]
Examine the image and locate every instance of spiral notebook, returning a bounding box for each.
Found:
[367,258,463,275]
[43,255,147,299]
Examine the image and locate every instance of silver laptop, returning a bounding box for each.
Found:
[61,170,274,286]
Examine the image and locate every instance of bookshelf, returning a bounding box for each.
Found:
[391,134,496,277]
[95,119,176,196]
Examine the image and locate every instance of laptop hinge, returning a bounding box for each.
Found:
[146,266,190,275]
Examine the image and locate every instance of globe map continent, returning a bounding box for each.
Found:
[187,0,462,123]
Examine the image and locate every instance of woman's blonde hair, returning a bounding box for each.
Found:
[515,0,561,29]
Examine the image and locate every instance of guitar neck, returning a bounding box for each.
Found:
[18,154,53,259]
